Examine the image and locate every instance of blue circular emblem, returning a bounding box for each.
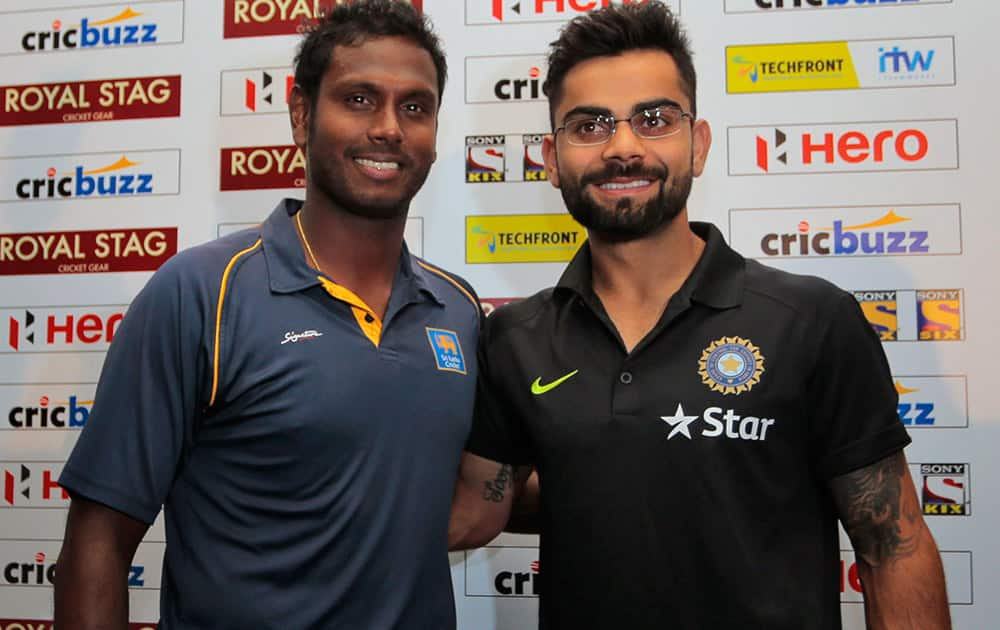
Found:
[705,343,757,387]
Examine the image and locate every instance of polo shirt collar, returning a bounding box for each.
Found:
[260,198,443,306]
[555,221,745,310]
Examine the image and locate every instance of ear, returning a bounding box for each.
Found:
[289,85,310,149]
[690,118,712,178]
[541,133,561,189]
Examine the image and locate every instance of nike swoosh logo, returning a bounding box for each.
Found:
[531,370,579,395]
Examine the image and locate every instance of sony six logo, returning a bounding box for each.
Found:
[465,135,547,183]
[1,463,67,507]
[916,463,970,516]
[853,289,962,342]
[20,6,162,52]
[15,155,155,200]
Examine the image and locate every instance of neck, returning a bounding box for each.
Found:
[297,196,408,318]
[587,211,705,352]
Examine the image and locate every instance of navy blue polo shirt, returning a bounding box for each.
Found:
[61,199,480,629]
[468,222,910,630]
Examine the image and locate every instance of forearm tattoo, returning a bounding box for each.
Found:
[482,464,513,503]
[832,452,919,567]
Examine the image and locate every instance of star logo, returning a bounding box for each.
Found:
[660,404,699,440]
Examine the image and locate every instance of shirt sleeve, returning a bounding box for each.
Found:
[464,313,534,466]
[58,258,210,524]
[809,291,911,480]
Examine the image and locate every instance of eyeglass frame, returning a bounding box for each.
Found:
[553,104,695,147]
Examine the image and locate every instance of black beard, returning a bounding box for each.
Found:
[559,161,693,243]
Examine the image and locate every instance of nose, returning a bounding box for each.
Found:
[367,106,403,145]
[600,119,645,164]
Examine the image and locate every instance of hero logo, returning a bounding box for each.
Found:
[220,68,296,115]
[496,560,539,596]
[478,0,661,24]
[20,7,159,52]
[728,120,958,175]
[245,71,294,112]
[660,404,775,442]
[5,307,125,353]
[1,464,67,507]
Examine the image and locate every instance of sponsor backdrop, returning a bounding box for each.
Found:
[0,0,994,627]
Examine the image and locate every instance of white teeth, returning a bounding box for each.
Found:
[599,180,651,190]
[356,158,400,171]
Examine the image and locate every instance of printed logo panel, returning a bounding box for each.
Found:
[724,0,952,13]
[1,1,185,56]
[3,305,126,353]
[0,75,181,127]
[466,214,585,263]
[219,66,295,116]
[0,539,163,589]
[911,463,970,516]
[728,204,962,259]
[466,134,548,183]
[0,149,181,202]
[727,120,958,175]
[840,550,971,604]
[727,37,954,93]
[217,218,424,257]
[464,546,539,597]
[894,375,968,429]
[0,462,68,508]
[0,228,177,276]
[223,0,422,38]
[0,383,96,430]
[220,145,304,190]
[467,0,680,24]
[465,55,547,103]
[852,289,963,342]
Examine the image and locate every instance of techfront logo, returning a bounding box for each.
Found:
[224,0,422,38]
[728,119,959,175]
[466,214,585,263]
[217,219,425,257]
[725,0,951,13]
[1,384,96,430]
[467,0,679,25]
[0,463,68,507]
[3,306,126,353]
[3,2,185,56]
[840,549,972,604]
[912,463,970,516]
[728,204,962,259]
[464,546,539,597]
[466,134,548,183]
[894,375,968,429]
[1,149,180,202]
[465,55,547,103]
[220,144,305,190]
[727,37,953,93]
[0,75,181,126]
[0,228,176,276]
[852,289,962,342]
[220,66,295,116]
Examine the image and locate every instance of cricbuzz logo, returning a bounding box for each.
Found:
[15,155,156,200]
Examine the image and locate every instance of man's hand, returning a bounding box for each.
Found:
[831,451,951,630]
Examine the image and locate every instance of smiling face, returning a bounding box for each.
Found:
[289,35,439,220]
[542,49,711,242]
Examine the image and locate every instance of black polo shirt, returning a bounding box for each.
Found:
[467,222,910,630]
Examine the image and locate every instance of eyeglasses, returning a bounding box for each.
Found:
[555,106,694,146]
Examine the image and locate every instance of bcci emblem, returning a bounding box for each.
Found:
[698,336,764,395]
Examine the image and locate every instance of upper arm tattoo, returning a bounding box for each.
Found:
[830,451,920,568]
[482,464,513,503]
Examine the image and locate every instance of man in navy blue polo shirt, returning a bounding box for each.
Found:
[449,4,951,629]
[55,2,479,628]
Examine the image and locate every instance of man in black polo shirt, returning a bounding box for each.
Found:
[449,4,950,629]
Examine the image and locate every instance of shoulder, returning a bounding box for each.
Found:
[742,259,854,320]
[147,227,265,292]
[412,256,481,319]
[481,287,558,346]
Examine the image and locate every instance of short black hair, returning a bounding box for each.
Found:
[542,3,696,126]
[293,0,447,108]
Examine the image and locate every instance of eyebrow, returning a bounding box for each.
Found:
[336,80,438,104]
[561,98,685,123]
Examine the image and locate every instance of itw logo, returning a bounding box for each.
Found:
[879,47,934,73]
